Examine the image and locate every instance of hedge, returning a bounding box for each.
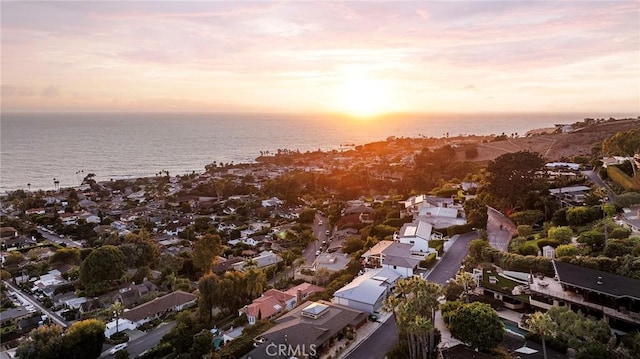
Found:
[607,166,639,190]
[429,240,445,255]
[447,223,475,237]
[419,253,437,269]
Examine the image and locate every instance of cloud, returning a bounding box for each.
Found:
[41,86,61,98]
[1,84,35,97]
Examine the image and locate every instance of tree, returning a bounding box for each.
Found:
[526,312,557,359]
[517,225,533,238]
[192,234,222,274]
[384,276,442,359]
[49,248,81,265]
[484,151,546,209]
[190,329,214,359]
[244,268,267,299]
[464,197,488,229]
[555,244,580,258]
[548,226,573,244]
[15,324,64,359]
[448,302,504,351]
[453,271,477,303]
[602,128,640,177]
[62,319,106,359]
[79,245,126,295]
[111,300,124,335]
[121,230,161,268]
[198,272,218,324]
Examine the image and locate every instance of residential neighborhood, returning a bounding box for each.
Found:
[1,119,640,359]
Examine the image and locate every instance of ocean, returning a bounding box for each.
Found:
[0,112,614,192]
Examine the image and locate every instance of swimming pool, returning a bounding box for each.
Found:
[501,318,529,337]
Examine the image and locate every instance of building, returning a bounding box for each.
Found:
[397,220,438,253]
[332,267,401,313]
[361,240,429,278]
[239,289,296,325]
[245,300,367,359]
[123,290,197,328]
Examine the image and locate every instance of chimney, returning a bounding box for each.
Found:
[297,289,302,304]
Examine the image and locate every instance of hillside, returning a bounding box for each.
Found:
[460,118,640,163]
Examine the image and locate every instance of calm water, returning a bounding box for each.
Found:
[0,112,607,192]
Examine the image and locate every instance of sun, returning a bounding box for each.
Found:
[337,74,391,118]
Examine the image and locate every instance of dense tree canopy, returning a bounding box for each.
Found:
[448,302,504,351]
[484,151,546,209]
[602,128,640,157]
[192,234,222,274]
[79,245,126,295]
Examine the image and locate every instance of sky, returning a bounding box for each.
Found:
[1,0,639,117]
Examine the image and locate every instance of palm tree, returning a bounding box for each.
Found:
[111,300,124,335]
[454,271,477,303]
[526,311,557,359]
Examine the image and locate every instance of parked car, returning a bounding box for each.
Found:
[109,343,128,355]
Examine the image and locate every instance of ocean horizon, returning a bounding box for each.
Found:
[1,111,633,192]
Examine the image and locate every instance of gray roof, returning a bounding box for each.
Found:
[333,267,401,305]
[553,260,640,299]
[381,242,422,269]
[245,301,367,359]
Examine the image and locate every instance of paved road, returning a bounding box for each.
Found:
[486,208,515,252]
[3,280,69,328]
[37,228,83,248]
[343,314,398,359]
[582,170,616,202]
[425,232,478,285]
[100,321,176,358]
[346,231,479,359]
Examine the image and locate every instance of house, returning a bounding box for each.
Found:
[104,318,136,338]
[238,289,297,325]
[361,240,395,268]
[549,186,591,205]
[115,281,158,308]
[232,251,282,272]
[381,242,427,278]
[1,236,36,250]
[261,197,283,207]
[418,206,464,228]
[212,257,244,274]
[531,261,640,329]
[332,267,401,313]
[283,282,324,304]
[246,300,367,359]
[25,208,46,215]
[123,290,197,328]
[396,220,437,253]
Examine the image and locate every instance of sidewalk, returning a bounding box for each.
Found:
[327,310,393,359]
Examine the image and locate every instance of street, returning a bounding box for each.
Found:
[345,231,478,359]
[486,208,514,252]
[3,280,69,328]
[100,321,176,358]
[36,227,83,248]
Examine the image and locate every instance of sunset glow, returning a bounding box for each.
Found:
[1,1,639,115]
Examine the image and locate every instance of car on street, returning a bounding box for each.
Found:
[109,343,128,355]
[315,250,321,256]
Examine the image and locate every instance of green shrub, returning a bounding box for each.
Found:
[447,223,474,237]
[518,242,539,256]
[429,240,445,255]
[607,166,639,190]
[419,253,437,268]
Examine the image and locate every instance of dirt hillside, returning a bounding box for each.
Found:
[464,118,639,163]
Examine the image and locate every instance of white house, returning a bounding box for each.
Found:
[332,267,401,313]
[261,197,283,207]
[104,318,136,338]
[381,242,426,278]
[397,220,437,253]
